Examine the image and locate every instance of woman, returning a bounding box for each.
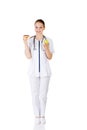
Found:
[23,19,54,125]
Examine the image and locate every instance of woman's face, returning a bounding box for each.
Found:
[34,22,45,35]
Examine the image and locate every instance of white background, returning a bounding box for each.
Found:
[0,0,87,130]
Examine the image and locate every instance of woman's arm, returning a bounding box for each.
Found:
[23,35,32,59]
[24,43,32,59]
[44,43,52,60]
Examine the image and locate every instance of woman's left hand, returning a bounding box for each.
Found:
[43,43,49,51]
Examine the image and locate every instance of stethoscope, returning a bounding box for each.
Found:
[32,35,47,72]
[33,35,47,50]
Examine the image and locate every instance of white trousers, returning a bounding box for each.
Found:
[29,77,50,117]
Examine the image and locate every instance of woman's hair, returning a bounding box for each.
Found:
[34,19,45,27]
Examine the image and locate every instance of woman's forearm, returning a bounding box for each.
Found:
[45,48,52,60]
[24,44,32,59]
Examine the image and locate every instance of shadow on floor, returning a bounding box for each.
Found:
[33,124,45,130]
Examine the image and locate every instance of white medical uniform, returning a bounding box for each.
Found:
[28,36,54,117]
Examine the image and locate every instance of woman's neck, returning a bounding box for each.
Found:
[36,34,43,40]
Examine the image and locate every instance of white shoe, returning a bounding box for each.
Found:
[35,118,41,125]
[40,118,46,124]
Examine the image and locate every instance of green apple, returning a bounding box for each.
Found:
[44,39,49,44]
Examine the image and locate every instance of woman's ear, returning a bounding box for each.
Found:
[43,27,45,30]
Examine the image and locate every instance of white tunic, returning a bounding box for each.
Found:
[27,36,54,77]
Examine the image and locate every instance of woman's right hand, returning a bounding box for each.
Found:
[23,35,29,44]
[23,35,32,58]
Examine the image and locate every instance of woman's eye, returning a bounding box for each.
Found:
[35,26,43,29]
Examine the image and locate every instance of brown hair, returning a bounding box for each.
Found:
[34,19,45,27]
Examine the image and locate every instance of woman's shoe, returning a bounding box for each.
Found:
[35,118,41,125]
[40,118,46,124]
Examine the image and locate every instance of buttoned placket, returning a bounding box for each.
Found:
[38,41,40,73]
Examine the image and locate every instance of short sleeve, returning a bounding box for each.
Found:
[27,38,32,49]
[48,38,55,53]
